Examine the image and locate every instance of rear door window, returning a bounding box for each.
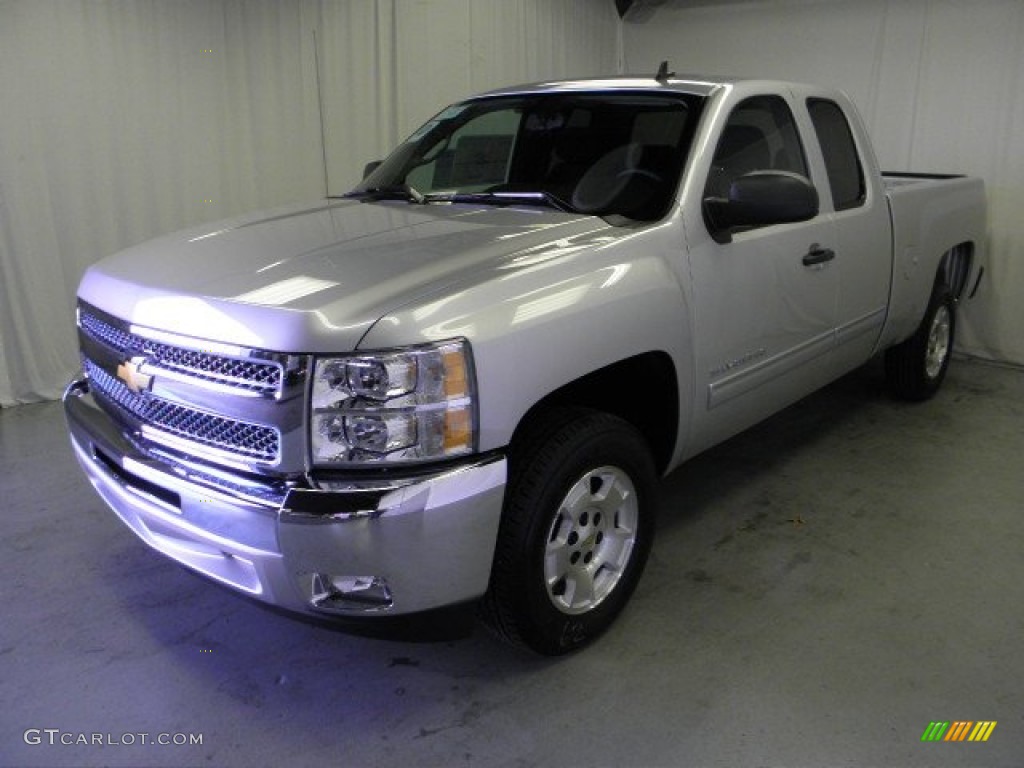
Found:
[807,98,866,211]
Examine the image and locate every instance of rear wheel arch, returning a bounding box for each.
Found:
[885,280,955,401]
[883,242,972,401]
[938,241,974,300]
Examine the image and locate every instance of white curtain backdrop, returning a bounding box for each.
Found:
[623,0,1024,367]
[0,0,620,406]
[10,0,1013,407]
[317,0,621,192]
[0,0,325,405]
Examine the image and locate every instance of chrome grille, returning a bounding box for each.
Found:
[79,310,282,395]
[84,359,280,464]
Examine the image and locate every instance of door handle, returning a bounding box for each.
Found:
[803,244,835,267]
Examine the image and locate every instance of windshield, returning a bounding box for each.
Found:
[349,91,703,222]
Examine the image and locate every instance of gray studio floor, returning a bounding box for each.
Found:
[2,357,1022,768]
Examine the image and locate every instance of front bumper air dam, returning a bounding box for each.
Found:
[63,377,507,617]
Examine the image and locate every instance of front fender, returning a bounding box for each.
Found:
[357,222,694,468]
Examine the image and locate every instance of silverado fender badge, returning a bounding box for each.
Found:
[709,347,768,378]
[116,356,154,394]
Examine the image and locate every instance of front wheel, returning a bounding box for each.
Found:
[885,282,956,401]
[481,409,657,655]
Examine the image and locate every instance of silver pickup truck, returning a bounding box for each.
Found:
[64,74,985,654]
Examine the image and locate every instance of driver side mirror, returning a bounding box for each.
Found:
[363,160,382,179]
[704,171,818,243]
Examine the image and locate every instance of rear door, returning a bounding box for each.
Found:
[685,91,839,453]
[803,92,891,375]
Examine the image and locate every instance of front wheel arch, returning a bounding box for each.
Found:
[514,351,679,475]
[480,407,657,654]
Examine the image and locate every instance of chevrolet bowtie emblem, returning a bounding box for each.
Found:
[116,356,154,394]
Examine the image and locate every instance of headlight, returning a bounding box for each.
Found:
[310,339,476,465]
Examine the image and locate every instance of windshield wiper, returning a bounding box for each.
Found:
[340,187,577,213]
[341,184,426,204]
[422,191,576,213]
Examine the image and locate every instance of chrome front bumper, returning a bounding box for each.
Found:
[63,377,507,617]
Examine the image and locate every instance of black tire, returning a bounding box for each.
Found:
[885,282,956,401]
[481,408,657,655]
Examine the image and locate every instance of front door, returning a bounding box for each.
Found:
[686,94,839,454]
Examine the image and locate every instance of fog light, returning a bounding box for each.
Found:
[309,573,393,612]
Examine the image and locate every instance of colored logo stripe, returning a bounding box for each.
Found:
[944,721,972,741]
[921,721,996,742]
[969,721,997,742]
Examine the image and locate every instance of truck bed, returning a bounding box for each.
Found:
[883,171,966,189]
[880,171,986,347]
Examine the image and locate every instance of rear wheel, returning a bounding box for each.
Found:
[481,409,657,655]
[885,282,956,401]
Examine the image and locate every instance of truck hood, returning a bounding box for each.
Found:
[79,198,613,353]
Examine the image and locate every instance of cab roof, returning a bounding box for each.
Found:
[475,74,730,100]
[474,74,825,102]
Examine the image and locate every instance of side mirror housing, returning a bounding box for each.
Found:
[362,160,382,179]
[704,171,818,242]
